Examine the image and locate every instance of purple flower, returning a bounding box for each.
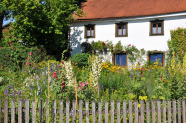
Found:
[31,87,33,92]
[17,90,21,95]
[10,86,13,89]
[5,89,9,96]
[12,92,15,97]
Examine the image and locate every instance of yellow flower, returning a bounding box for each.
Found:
[138,104,141,107]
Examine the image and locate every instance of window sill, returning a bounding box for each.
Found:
[115,35,128,37]
[149,34,164,36]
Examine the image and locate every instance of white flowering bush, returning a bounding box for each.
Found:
[63,61,75,87]
[91,56,102,86]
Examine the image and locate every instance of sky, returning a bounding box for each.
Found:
[3,18,14,26]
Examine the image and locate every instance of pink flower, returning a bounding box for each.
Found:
[27,57,30,61]
[86,81,89,85]
[29,52,32,56]
[53,72,57,78]
[142,75,144,77]
[128,44,131,46]
[78,87,82,90]
[9,42,12,45]
[79,83,85,86]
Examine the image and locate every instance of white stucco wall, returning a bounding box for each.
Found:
[70,12,186,65]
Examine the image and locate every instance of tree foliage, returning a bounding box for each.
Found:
[3,0,82,59]
[168,28,186,61]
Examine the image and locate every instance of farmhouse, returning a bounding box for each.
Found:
[70,0,186,66]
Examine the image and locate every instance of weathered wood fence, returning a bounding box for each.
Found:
[0,99,185,123]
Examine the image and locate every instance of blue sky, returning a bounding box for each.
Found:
[3,18,14,26]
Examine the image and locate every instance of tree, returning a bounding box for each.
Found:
[3,0,82,59]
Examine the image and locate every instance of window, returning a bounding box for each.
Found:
[149,53,164,66]
[115,53,127,66]
[116,22,128,37]
[150,19,164,35]
[84,24,95,38]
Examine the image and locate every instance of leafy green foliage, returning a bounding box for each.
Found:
[168,28,186,61]
[3,0,81,59]
[71,53,89,68]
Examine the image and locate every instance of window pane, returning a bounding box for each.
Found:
[158,27,161,33]
[150,53,163,64]
[152,27,156,34]
[118,29,122,35]
[123,29,126,35]
[123,25,126,29]
[121,54,126,65]
[91,30,94,36]
[116,54,126,65]
[87,30,90,36]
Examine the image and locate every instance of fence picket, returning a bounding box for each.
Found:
[92,100,96,123]
[39,99,43,123]
[66,100,70,123]
[18,99,22,123]
[79,100,83,123]
[163,100,166,123]
[123,100,127,123]
[168,100,171,123]
[25,100,29,123]
[59,100,63,123]
[105,101,108,123]
[85,101,89,123]
[98,101,102,123]
[129,100,132,123]
[32,100,36,123]
[173,100,176,123]
[157,100,161,123]
[4,99,8,123]
[140,100,144,123]
[177,99,181,123]
[46,100,49,123]
[117,101,120,123]
[111,100,114,123]
[182,99,185,123]
[135,100,138,123]
[146,100,150,123]
[11,99,15,123]
[53,100,56,123]
[72,100,76,122]
[152,100,156,123]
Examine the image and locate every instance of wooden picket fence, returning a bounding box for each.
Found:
[0,99,185,123]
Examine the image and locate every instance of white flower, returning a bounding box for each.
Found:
[64,61,75,87]
[0,76,3,84]
[23,76,35,87]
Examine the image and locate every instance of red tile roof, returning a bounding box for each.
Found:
[73,0,186,21]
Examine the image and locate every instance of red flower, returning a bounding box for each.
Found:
[53,72,57,78]
[128,44,131,46]
[160,75,162,80]
[142,75,144,77]
[29,52,32,56]
[163,79,166,82]
[102,42,105,44]
[62,62,64,64]
[61,83,65,87]
[27,57,30,61]
[9,42,12,45]
[59,65,62,68]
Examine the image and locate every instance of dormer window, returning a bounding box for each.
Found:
[85,24,95,38]
[115,22,128,37]
[150,19,164,35]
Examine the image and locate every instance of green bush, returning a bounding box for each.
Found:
[0,43,53,73]
[71,53,89,68]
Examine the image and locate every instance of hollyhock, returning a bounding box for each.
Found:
[78,87,82,90]
[9,42,12,45]
[61,83,65,87]
[86,81,89,85]
[29,52,32,56]
[53,72,57,78]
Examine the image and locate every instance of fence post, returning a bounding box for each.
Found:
[92,100,96,123]
[168,100,171,123]
[72,100,76,122]
[173,100,176,123]
[32,100,36,123]
[123,100,127,123]
[98,101,102,123]
[163,100,166,123]
[146,100,150,123]
[152,100,156,123]
[4,99,8,123]
[182,100,185,123]
[0,99,1,123]
[11,99,15,123]
[129,100,132,123]
[66,100,70,123]
[105,101,108,123]
[39,99,43,123]
[140,100,144,123]
[59,100,63,123]
[135,100,138,123]
[18,99,22,123]
[85,101,89,123]
[25,99,29,123]
[111,100,114,123]
[117,101,120,123]
[177,99,181,123]
[157,100,161,123]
